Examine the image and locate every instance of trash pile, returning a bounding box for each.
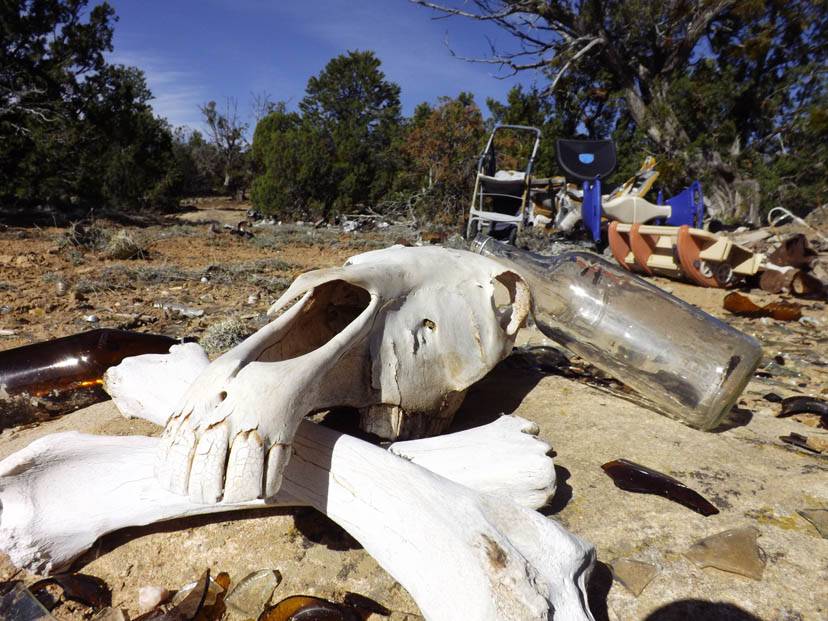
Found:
[468,128,828,296]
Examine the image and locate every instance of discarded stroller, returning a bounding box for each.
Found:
[466,125,542,243]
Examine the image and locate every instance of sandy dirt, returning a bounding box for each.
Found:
[0,201,826,620]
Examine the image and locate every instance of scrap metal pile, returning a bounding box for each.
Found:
[468,128,828,296]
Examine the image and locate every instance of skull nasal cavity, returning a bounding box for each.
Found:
[258,280,371,363]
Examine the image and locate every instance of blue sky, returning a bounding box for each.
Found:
[106,0,542,131]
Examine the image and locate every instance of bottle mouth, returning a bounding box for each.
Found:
[468,233,493,255]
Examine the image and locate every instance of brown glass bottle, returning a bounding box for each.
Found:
[0,329,179,405]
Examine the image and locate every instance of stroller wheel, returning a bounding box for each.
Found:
[488,222,518,245]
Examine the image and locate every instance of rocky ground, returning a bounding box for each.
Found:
[0,199,826,620]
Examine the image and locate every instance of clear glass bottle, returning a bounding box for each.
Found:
[469,234,762,430]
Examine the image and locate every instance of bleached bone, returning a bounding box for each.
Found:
[105,343,556,509]
[0,343,594,619]
[105,342,554,509]
[155,246,531,503]
[0,419,592,620]
[3,344,556,569]
[389,419,555,509]
[104,342,210,425]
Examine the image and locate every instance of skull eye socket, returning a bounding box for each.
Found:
[257,279,371,362]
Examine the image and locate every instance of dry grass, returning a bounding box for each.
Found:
[102,230,147,260]
[251,223,416,252]
[58,221,111,252]
[200,317,253,355]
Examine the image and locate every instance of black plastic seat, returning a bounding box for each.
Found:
[556,139,617,181]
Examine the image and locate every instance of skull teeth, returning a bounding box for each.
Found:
[265,443,291,499]
[187,424,230,503]
[223,430,265,503]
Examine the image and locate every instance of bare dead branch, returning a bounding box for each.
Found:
[543,36,606,94]
[409,0,524,21]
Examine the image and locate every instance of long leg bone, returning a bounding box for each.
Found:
[0,419,593,620]
[0,414,556,572]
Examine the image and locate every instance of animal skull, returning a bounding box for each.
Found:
[156,246,531,503]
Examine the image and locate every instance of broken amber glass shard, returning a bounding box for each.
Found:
[29,574,111,609]
[723,292,802,321]
[798,509,828,539]
[610,558,659,597]
[779,432,827,453]
[685,526,765,580]
[0,329,179,398]
[779,396,828,429]
[259,595,359,621]
[601,459,719,516]
[213,572,231,592]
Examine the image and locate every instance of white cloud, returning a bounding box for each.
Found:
[108,50,207,130]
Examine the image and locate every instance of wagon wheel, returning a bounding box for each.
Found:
[714,263,735,287]
[676,225,719,287]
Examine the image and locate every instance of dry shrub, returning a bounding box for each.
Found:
[200,317,252,355]
[102,230,147,260]
[59,221,111,251]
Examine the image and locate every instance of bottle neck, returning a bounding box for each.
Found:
[467,233,565,276]
[467,233,493,256]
